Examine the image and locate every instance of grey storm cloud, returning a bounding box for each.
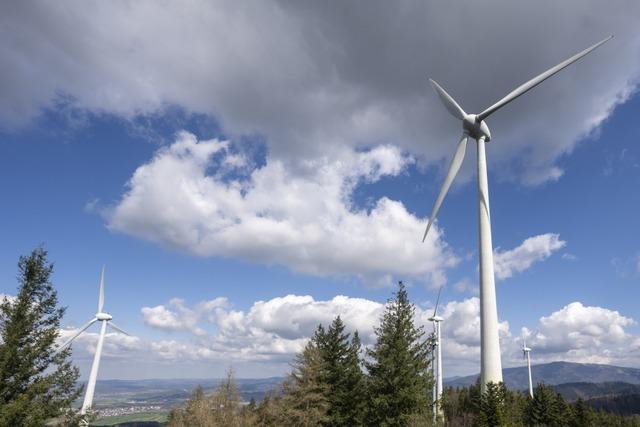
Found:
[1,0,639,184]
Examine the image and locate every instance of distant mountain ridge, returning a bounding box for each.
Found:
[445,361,640,390]
[553,382,640,401]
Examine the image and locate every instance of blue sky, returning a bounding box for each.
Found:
[1,1,639,380]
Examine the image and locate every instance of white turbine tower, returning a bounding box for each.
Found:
[58,266,129,414]
[422,36,611,392]
[429,286,444,424]
[523,335,533,398]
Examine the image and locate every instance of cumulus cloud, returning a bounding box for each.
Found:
[60,293,640,378]
[142,294,385,361]
[493,233,566,280]
[520,302,637,365]
[1,1,638,185]
[141,297,228,336]
[141,294,509,376]
[108,132,457,285]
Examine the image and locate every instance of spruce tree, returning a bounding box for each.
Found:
[474,382,507,427]
[365,281,432,426]
[0,248,81,427]
[280,340,330,426]
[314,317,367,426]
[570,397,593,427]
[526,383,566,427]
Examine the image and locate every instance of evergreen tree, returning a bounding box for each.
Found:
[314,317,367,426]
[365,281,433,426]
[569,397,593,427]
[474,382,507,427]
[0,248,81,427]
[525,383,567,427]
[280,340,329,426]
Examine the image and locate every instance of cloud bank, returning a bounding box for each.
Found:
[108,132,457,286]
[1,1,639,184]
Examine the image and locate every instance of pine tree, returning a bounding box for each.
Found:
[365,281,433,426]
[314,317,367,426]
[0,248,81,427]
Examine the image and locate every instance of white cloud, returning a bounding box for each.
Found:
[60,293,640,378]
[493,233,566,280]
[108,132,458,286]
[141,297,228,336]
[515,302,637,366]
[142,294,385,362]
[57,326,143,360]
[532,302,634,352]
[1,1,638,185]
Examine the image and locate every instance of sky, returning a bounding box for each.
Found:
[0,0,639,381]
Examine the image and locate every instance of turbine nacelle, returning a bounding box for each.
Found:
[463,114,491,142]
[429,315,444,323]
[95,312,112,321]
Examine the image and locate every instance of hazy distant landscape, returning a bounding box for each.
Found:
[88,362,640,425]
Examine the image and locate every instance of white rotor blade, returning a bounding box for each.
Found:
[422,134,468,242]
[58,318,97,351]
[429,79,466,120]
[433,285,443,317]
[477,36,612,122]
[98,265,105,313]
[107,322,130,336]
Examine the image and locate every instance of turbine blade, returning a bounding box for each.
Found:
[477,36,612,122]
[433,285,443,317]
[429,79,466,120]
[98,265,105,313]
[108,322,130,336]
[58,318,97,351]
[422,134,468,242]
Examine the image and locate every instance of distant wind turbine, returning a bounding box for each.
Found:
[58,266,129,414]
[523,335,533,398]
[422,36,611,392]
[429,286,444,423]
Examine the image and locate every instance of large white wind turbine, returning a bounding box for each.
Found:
[522,335,533,398]
[58,266,129,414]
[429,286,444,424]
[423,36,611,392]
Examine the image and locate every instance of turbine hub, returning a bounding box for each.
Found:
[463,114,491,142]
[429,315,444,322]
[96,312,112,321]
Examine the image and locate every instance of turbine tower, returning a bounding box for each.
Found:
[523,336,533,398]
[422,36,611,392]
[429,286,444,424]
[58,266,129,414]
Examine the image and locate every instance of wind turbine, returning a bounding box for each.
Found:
[58,266,129,414]
[422,36,611,392]
[429,286,444,424]
[522,335,533,398]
